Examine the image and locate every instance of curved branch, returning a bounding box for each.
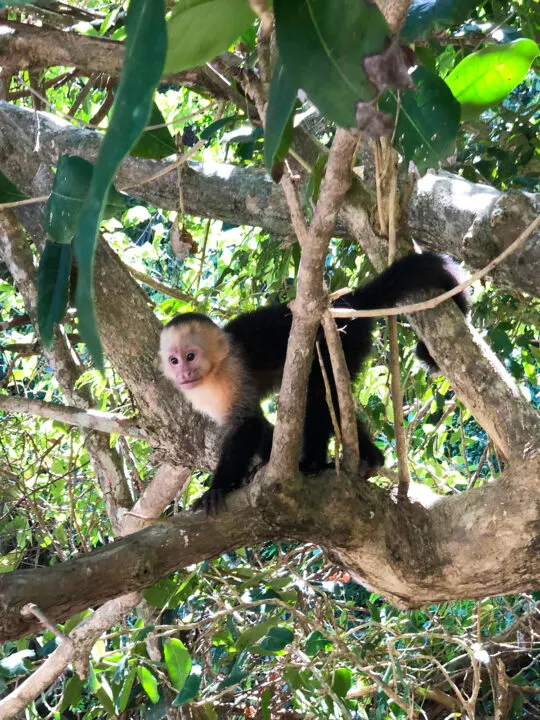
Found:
[1,453,538,642]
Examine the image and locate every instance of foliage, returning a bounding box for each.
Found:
[0,0,539,718]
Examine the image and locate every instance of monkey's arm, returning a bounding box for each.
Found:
[192,414,273,515]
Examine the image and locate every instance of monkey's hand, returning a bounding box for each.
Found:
[191,487,227,516]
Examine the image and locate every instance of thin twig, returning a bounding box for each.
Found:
[316,341,341,475]
[21,604,71,642]
[321,311,359,473]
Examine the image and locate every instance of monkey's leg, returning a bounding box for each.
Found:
[356,418,384,478]
[300,383,333,475]
[192,415,267,515]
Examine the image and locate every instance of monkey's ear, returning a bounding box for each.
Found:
[212,331,232,364]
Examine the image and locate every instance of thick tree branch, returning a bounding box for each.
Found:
[1,103,538,297]
[1,451,538,642]
[0,21,229,98]
[268,129,359,478]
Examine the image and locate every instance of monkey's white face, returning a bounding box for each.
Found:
[159,322,230,393]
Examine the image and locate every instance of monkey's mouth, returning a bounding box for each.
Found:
[178,378,202,390]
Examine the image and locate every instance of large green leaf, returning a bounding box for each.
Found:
[118,667,137,712]
[73,0,166,371]
[130,101,176,159]
[137,666,160,704]
[275,0,390,128]
[331,667,352,698]
[401,0,477,42]
[446,39,540,120]
[163,638,192,692]
[257,626,294,652]
[264,56,297,177]
[37,242,73,348]
[164,0,255,74]
[0,171,27,203]
[59,674,83,714]
[380,66,460,173]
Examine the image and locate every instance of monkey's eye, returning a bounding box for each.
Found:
[169,356,179,366]
[186,352,196,362]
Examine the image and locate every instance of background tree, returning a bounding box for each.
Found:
[0,0,539,717]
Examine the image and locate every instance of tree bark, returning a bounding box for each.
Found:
[1,102,538,297]
[1,452,538,643]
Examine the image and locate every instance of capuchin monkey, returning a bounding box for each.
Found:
[159,252,468,514]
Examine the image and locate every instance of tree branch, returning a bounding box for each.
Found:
[1,103,537,298]
[0,395,149,440]
[268,129,359,478]
[1,452,538,643]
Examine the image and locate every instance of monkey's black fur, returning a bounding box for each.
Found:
[188,253,468,513]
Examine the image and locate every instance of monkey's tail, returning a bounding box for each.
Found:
[336,252,470,370]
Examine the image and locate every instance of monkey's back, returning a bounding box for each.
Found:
[225,304,292,397]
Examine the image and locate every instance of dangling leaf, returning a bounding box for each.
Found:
[0,172,27,203]
[165,0,255,74]
[172,667,202,706]
[446,39,540,120]
[264,56,297,178]
[137,666,160,704]
[163,639,192,692]
[45,155,128,246]
[380,66,460,173]
[275,0,391,128]
[73,0,167,371]
[37,243,73,348]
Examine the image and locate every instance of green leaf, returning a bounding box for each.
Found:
[380,66,460,173]
[144,577,179,607]
[60,674,83,713]
[332,667,352,698]
[446,39,540,120]
[95,686,115,716]
[0,171,27,203]
[261,687,272,720]
[130,102,176,159]
[45,156,129,247]
[62,608,93,636]
[305,630,332,658]
[306,153,327,205]
[74,0,166,371]
[275,0,390,128]
[118,667,137,712]
[402,0,477,42]
[172,666,202,706]
[137,666,160,704]
[258,626,294,652]
[236,618,281,651]
[164,0,255,74]
[200,115,238,140]
[164,638,192,692]
[264,56,297,176]
[37,242,72,348]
